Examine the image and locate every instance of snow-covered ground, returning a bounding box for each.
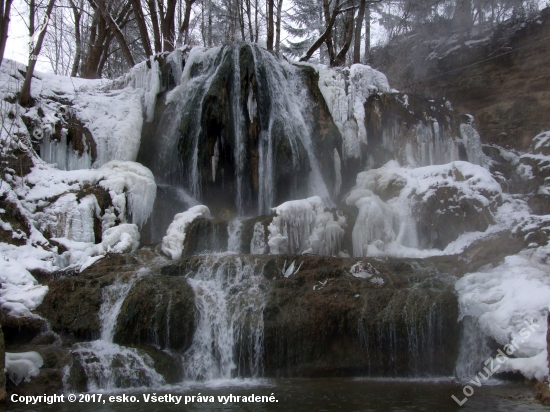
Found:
[0,58,160,319]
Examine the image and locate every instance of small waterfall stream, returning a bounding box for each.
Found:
[183,256,268,380]
[67,271,165,391]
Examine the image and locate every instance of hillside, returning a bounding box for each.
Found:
[372,7,550,151]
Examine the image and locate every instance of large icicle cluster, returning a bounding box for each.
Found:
[267,196,347,256]
[317,64,392,161]
[346,160,502,257]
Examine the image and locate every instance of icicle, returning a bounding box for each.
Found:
[211,139,219,182]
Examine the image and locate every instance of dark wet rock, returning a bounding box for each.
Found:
[1,310,46,347]
[183,218,229,255]
[0,195,30,246]
[261,255,459,377]
[414,184,496,249]
[37,254,139,340]
[114,274,195,353]
[483,145,535,194]
[6,369,64,397]
[529,194,550,215]
[138,346,184,384]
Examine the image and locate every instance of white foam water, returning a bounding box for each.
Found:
[67,270,165,391]
[183,256,268,380]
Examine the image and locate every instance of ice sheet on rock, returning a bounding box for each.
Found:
[268,196,346,256]
[0,243,52,317]
[0,58,146,170]
[162,205,211,259]
[459,123,487,167]
[23,161,156,232]
[99,224,140,254]
[99,161,157,228]
[456,243,550,380]
[5,352,44,385]
[250,222,267,254]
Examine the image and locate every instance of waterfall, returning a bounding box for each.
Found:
[231,45,247,215]
[66,271,165,391]
[183,256,268,380]
[227,218,243,253]
[454,316,494,380]
[249,44,333,214]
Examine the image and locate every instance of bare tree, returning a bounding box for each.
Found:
[0,0,14,67]
[274,0,282,51]
[131,0,153,57]
[20,0,57,107]
[266,0,273,49]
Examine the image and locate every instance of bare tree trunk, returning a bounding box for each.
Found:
[177,0,195,44]
[147,0,162,52]
[238,0,245,41]
[363,3,370,63]
[300,1,340,62]
[20,0,56,107]
[275,0,282,52]
[0,0,14,68]
[95,0,134,66]
[68,0,81,76]
[160,0,176,50]
[333,9,354,66]
[208,0,212,45]
[266,0,273,50]
[254,0,258,42]
[80,7,112,79]
[353,0,365,63]
[322,0,335,63]
[131,0,152,57]
[246,0,253,42]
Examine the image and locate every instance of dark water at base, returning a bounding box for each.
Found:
[6,378,546,412]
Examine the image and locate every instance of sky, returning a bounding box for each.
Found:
[5,1,52,72]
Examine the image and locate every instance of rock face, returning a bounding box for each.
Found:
[261,255,459,377]
[19,252,461,391]
[37,254,141,340]
[0,325,5,403]
[114,274,195,352]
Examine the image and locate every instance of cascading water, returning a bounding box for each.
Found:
[183,256,268,380]
[66,270,165,391]
[227,218,243,253]
[139,43,338,224]
[248,44,334,214]
[454,316,494,380]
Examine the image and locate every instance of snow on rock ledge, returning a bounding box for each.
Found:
[162,205,211,259]
[5,352,43,385]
